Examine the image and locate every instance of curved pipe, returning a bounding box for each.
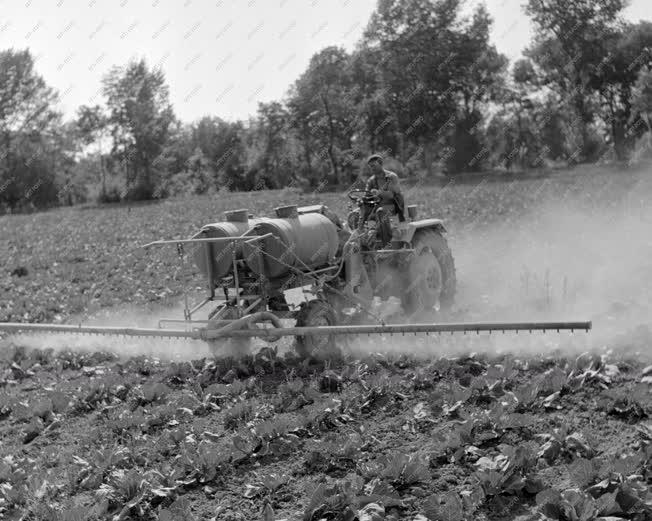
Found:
[202,311,284,342]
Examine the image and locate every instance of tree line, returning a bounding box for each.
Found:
[1,0,652,212]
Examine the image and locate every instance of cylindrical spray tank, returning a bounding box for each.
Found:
[192,209,261,280]
[242,205,338,279]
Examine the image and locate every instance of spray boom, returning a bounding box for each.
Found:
[0,317,591,341]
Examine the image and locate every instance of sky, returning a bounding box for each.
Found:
[1,0,650,123]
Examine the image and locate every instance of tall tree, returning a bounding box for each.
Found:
[632,66,652,156]
[525,0,628,160]
[102,59,175,199]
[444,5,508,173]
[364,0,459,165]
[76,105,109,197]
[287,88,319,185]
[364,0,507,173]
[0,49,61,210]
[633,66,652,126]
[191,116,247,190]
[588,21,652,158]
[288,47,356,185]
[245,102,295,188]
[349,46,395,154]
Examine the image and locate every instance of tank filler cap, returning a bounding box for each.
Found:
[274,205,299,219]
[224,209,249,223]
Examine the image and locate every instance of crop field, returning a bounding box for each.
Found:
[1,163,652,520]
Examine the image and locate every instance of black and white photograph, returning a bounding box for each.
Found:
[0,0,651,519]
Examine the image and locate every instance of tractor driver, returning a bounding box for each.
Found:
[363,154,406,247]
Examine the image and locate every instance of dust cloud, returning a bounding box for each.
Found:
[3,168,652,362]
[349,167,652,361]
[0,302,214,361]
[451,171,652,359]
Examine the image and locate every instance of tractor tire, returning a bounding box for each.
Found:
[294,299,340,359]
[401,228,456,316]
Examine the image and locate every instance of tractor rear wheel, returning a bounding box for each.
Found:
[294,299,340,359]
[401,229,456,315]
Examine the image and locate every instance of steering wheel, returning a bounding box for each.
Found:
[347,189,381,205]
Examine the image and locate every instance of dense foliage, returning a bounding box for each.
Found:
[0,328,650,520]
[1,0,652,210]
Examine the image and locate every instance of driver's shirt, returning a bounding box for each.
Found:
[365,170,401,213]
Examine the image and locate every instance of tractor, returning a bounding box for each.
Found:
[180,187,457,357]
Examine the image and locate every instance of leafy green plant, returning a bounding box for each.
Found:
[474,443,543,497]
[177,442,230,485]
[536,476,652,521]
[537,446,652,520]
[56,350,118,371]
[302,477,363,521]
[72,446,131,491]
[599,385,649,423]
[429,419,475,464]
[223,401,254,430]
[253,415,294,442]
[305,397,356,432]
[537,427,595,464]
[110,407,147,436]
[539,366,569,396]
[305,433,364,473]
[119,355,159,377]
[133,382,170,406]
[158,497,197,521]
[423,490,466,521]
[243,471,289,499]
[204,377,257,403]
[72,382,112,414]
[429,382,473,418]
[361,370,406,396]
[96,469,149,518]
[410,365,440,390]
[166,361,195,384]
[0,393,11,421]
[231,412,306,463]
[274,378,318,412]
[512,381,540,411]
[146,463,184,500]
[567,458,600,489]
[253,414,302,458]
[0,455,45,511]
[359,452,430,491]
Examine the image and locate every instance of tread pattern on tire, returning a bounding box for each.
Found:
[294,299,338,358]
[402,228,456,314]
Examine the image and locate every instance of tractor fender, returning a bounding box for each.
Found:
[393,218,447,243]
